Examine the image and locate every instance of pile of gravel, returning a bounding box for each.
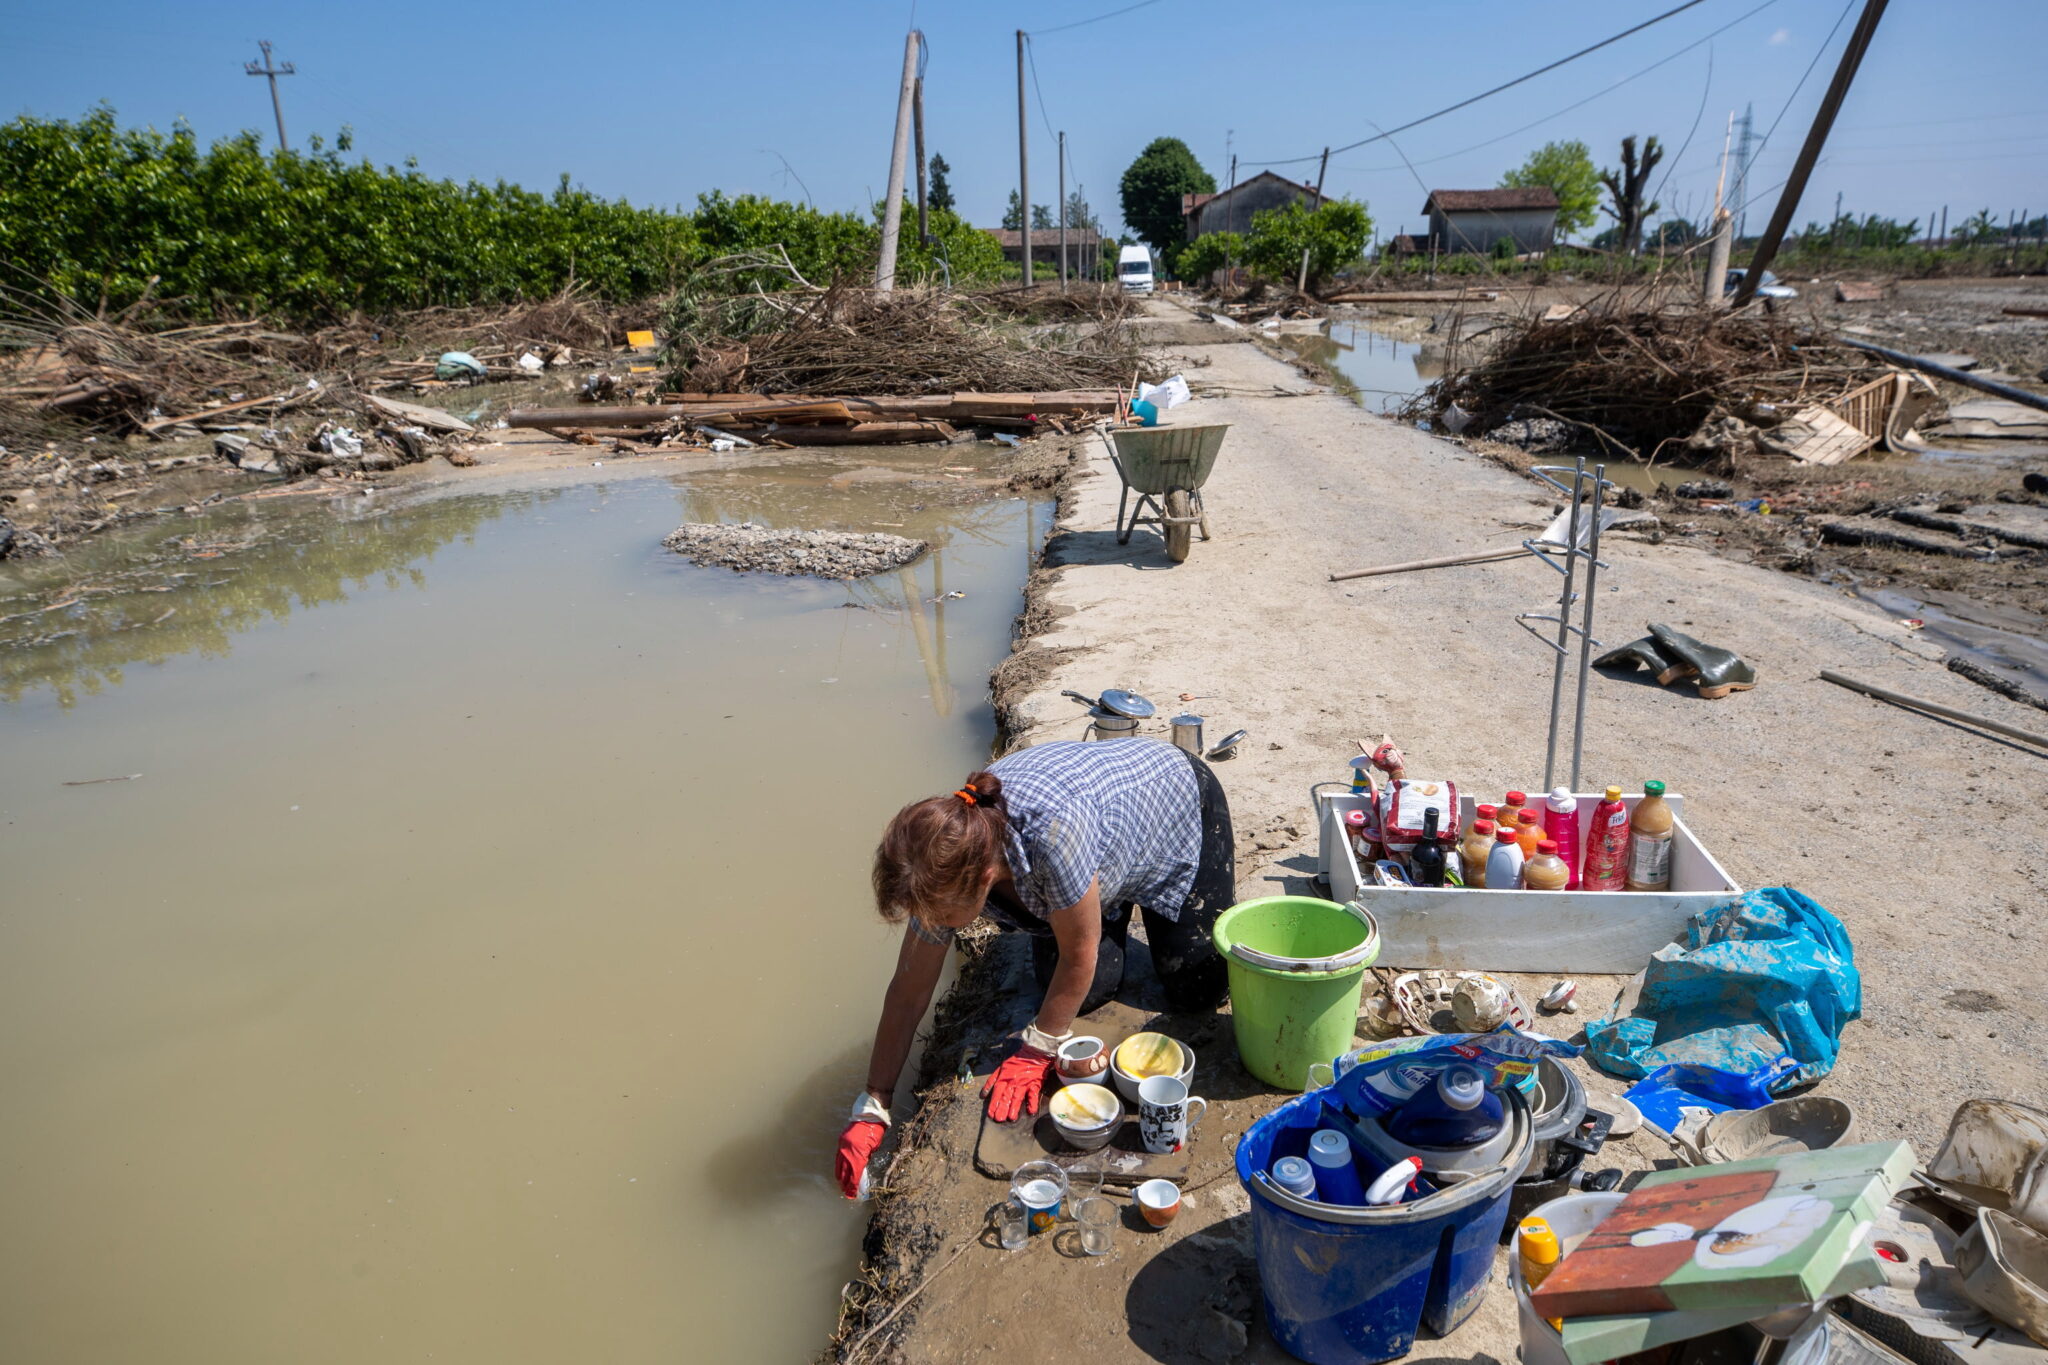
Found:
[662,521,929,580]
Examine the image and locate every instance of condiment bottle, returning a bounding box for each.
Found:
[1542,788,1582,888]
[1514,808,1543,857]
[1459,820,1495,889]
[1580,786,1630,892]
[1486,824,1525,891]
[1522,839,1570,891]
[1409,808,1447,887]
[1626,779,1675,892]
[1344,808,1374,863]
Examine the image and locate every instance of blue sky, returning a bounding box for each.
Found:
[6,0,2045,241]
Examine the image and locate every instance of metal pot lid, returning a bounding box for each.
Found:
[1097,688,1155,719]
[1207,729,1249,758]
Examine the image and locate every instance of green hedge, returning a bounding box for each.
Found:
[0,107,1004,320]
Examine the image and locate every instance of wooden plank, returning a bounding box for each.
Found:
[364,393,474,434]
[2001,306,2048,319]
[1784,404,1875,465]
[1324,290,1501,304]
[762,421,952,445]
[139,390,297,432]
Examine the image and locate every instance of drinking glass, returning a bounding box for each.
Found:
[1066,1167,1104,1211]
[1076,1196,1116,1256]
[998,1197,1028,1251]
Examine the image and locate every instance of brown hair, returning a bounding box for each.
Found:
[873,769,1009,927]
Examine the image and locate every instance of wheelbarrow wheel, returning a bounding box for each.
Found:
[1164,488,1194,563]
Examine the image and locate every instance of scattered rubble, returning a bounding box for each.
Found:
[661,521,929,579]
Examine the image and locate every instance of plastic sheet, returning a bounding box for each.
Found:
[1586,887,1860,1091]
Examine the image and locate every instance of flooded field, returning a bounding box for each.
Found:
[1282,320,1445,411]
[0,457,1042,1362]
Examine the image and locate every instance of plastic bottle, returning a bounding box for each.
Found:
[1580,786,1630,892]
[1459,819,1495,889]
[1542,787,1582,889]
[1384,1064,1506,1147]
[1514,808,1542,858]
[1271,1155,1318,1200]
[1409,808,1447,887]
[1518,1216,1564,1330]
[1307,1128,1369,1205]
[1365,1155,1423,1206]
[1486,825,1525,890]
[1472,803,1499,833]
[1626,779,1675,892]
[1522,839,1570,891]
[1502,791,1528,823]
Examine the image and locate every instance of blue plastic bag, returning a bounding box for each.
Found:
[1332,1028,1579,1120]
[1585,887,1860,1092]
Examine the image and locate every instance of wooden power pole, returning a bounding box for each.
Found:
[1732,0,1888,307]
[244,40,295,151]
[1296,146,1330,296]
[875,30,921,291]
[1058,131,1069,291]
[913,75,928,246]
[1017,31,1031,290]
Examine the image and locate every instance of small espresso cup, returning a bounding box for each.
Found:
[1136,1074,1208,1155]
[1055,1035,1109,1087]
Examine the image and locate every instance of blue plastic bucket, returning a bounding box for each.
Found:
[1235,1087,1532,1364]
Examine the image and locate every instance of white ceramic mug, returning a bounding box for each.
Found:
[1137,1074,1208,1154]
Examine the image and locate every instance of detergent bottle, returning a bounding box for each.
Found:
[1486,825,1525,890]
[1383,1064,1506,1147]
[1307,1128,1369,1205]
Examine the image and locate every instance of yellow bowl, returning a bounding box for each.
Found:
[1109,1033,1194,1104]
[1048,1083,1123,1152]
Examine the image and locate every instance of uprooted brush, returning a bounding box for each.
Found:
[1404,306,1893,461]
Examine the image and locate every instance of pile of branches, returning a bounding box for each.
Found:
[1405,305,1888,461]
[659,254,1146,396]
[970,282,1133,327]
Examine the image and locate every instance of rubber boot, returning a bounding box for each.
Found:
[1649,623,1758,699]
[1593,635,1695,686]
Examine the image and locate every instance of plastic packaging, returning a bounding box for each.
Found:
[1332,1028,1579,1122]
[1626,780,1674,891]
[1542,788,1582,889]
[1378,779,1458,858]
[1308,1128,1369,1204]
[1580,787,1630,892]
[1385,1064,1506,1148]
[1486,825,1525,891]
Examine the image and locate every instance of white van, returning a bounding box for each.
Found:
[1117,244,1155,294]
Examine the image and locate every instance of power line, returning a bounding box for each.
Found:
[1247,0,1722,166]
[1646,44,1717,220]
[1023,35,1058,145]
[1749,0,1855,167]
[1318,0,1780,180]
[1028,0,1164,37]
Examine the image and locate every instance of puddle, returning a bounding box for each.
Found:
[1281,321,1446,412]
[0,467,1043,1361]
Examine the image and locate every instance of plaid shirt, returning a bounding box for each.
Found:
[908,739,1201,944]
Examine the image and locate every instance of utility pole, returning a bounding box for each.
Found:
[244,40,295,151]
[1732,0,1888,307]
[1732,102,1755,240]
[1017,31,1031,289]
[1940,205,1948,247]
[1704,112,1735,308]
[1226,154,1238,235]
[1058,131,1068,291]
[875,29,921,291]
[1296,146,1330,296]
[913,74,928,246]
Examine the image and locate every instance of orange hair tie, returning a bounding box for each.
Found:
[953,787,979,806]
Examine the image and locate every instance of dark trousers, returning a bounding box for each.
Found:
[1026,750,1234,1015]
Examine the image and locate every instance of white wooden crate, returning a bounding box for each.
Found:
[1316,789,1742,975]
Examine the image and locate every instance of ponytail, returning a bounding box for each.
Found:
[873,770,1009,927]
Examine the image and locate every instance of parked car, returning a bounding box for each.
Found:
[1724,268,1798,301]
[1118,244,1155,294]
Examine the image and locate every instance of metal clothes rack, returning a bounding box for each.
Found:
[1513,456,1619,792]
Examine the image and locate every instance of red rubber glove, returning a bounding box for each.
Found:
[981,1045,1055,1124]
[836,1120,887,1200]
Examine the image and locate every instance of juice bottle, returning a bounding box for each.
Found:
[1486,825,1525,891]
[1522,839,1570,891]
[1580,787,1631,892]
[1501,791,1529,830]
[1514,809,1543,858]
[1459,819,1496,888]
[1473,803,1499,832]
[1542,787,1582,889]
[1626,780,1675,892]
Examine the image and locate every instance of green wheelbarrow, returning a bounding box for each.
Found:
[1103,423,1229,563]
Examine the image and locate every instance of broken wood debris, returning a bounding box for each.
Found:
[506,389,1121,445]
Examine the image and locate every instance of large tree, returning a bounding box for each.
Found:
[1500,140,1600,238]
[1001,190,1054,232]
[1599,135,1664,256]
[1119,137,1215,256]
[1063,189,1100,234]
[927,154,955,213]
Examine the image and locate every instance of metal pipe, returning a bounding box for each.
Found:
[1834,338,2048,416]
[1570,465,1608,790]
[1541,457,1585,790]
[1819,671,2048,750]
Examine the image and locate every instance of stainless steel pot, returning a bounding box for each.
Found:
[1088,709,1142,740]
[1170,714,1204,755]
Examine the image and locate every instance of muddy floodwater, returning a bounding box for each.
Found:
[0,455,1043,1361]
[1283,320,1445,411]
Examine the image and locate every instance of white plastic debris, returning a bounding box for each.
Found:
[318,427,364,457]
[518,352,545,373]
[709,438,737,453]
[1136,374,1193,411]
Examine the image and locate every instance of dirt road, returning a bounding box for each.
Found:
[849,299,2048,1363]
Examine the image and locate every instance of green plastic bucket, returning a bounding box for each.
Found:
[1212,896,1380,1090]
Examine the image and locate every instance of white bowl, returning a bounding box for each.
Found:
[1048,1083,1123,1152]
[1108,1033,1195,1104]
